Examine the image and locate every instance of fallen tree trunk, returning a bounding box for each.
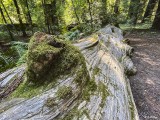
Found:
[0,25,139,120]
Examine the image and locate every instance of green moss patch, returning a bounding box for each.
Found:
[56,86,72,100]
[93,66,101,75]
[26,32,84,84]
[98,81,110,107]
[10,77,57,98]
[82,77,97,101]
[45,97,57,107]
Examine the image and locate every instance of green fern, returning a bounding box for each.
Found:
[0,41,28,73]
[0,53,9,64]
[16,51,28,66]
[10,41,28,57]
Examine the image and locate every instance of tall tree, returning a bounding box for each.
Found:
[71,0,80,23]
[1,1,18,35]
[100,0,108,27]
[87,0,93,29]
[51,0,58,27]
[42,0,51,34]
[42,0,59,34]
[0,5,14,40]
[13,0,27,37]
[1,1,13,26]
[25,0,33,32]
[128,0,141,24]
[114,0,120,14]
[114,0,121,27]
[152,0,160,29]
[142,0,158,23]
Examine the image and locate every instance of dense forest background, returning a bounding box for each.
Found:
[0,0,160,72]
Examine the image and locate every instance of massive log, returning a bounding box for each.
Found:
[0,25,139,120]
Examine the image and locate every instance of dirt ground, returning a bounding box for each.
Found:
[126,30,160,120]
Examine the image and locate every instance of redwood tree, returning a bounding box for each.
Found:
[128,0,140,24]
[100,0,108,27]
[142,0,158,23]
[25,0,33,32]
[0,6,14,40]
[114,0,120,14]
[152,0,160,29]
[13,0,27,37]
[87,0,93,29]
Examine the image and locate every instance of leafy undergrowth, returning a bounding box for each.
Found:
[0,41,28,73]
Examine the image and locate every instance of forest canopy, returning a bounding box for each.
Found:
[0,0,160,72]
[0,0,160,38]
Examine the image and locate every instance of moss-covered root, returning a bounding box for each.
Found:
[26,32,86,84]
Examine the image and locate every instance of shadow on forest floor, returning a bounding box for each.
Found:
[125,29,160,120]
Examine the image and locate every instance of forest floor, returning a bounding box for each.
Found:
[125,29,160,120]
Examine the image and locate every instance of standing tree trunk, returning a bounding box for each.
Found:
[71,0,80,23]
[42,0,50,34]
[25,0,33,33]
[114,0,121,27]
[0,6,14,41]
[100,0,108,27]
[51,0,58,34]
[152,0,160,29]
[1,1,14,26]
[13,0,27,37]
[142,0,158,23]
[114,0,120,14]
[128,0,140,24]
[87,0,93,29]
[42,0,58,34]
[1,1,19,35]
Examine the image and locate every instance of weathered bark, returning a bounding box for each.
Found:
[0,66,25,98]
[0,25,139,120]
[152,0,160,29]
[13,0,27,37]
[142,0,158,23]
